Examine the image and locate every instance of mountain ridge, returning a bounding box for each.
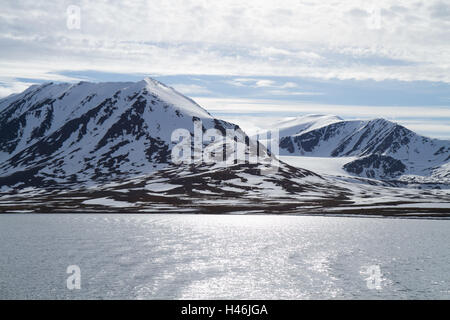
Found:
[0,78,240,187]
[264,115,449,183]
[0,80,448,216]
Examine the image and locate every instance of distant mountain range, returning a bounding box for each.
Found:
[259,115,450,183]
[0,79,448,216]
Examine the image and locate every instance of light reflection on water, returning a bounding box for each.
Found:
[0,214,449,299]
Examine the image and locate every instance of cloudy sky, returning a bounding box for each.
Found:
[1,0,449,138]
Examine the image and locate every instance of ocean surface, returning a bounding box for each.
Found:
[0,214,448,299]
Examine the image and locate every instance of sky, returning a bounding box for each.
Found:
[1,0,449,138]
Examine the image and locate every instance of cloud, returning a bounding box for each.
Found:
[0,80,35,98]
[221,79,316,97]
[279,82,298,89]
[429,2,450,18]
[170,84,212,95]
[254,80,275,87]
[196,97,450,139]
[256,47,323,61]
[0,0,449,88]
[227,78,299,90]
[194,97,450,119]
[266,90,322,96]
[348,8,369,17]
[219,114,450,140]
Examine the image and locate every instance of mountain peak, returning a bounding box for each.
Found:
[276,115,450,182]
[141,76,167,88]
[255,114,343,140]
[0,78,237,187]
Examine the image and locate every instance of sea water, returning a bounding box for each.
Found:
[0,214,448,299]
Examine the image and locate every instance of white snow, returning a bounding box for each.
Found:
[280,156,356,176]
[254,114,342,139]
[82,197,136,207]
[267,115,450,183]
[145,183,182,192]
[0,78,238,184]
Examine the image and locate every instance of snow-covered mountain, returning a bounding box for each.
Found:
[0,81,448,216]
[0,79,362,212]
[0,79,450,216]
[259,114,343,139]
[265,115,450,182]
[0,78,249,187]
[1,159,449,217]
